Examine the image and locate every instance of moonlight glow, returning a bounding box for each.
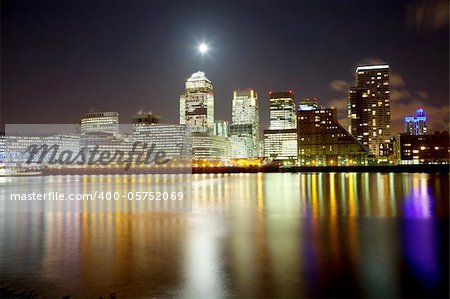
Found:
[198,43,209,54]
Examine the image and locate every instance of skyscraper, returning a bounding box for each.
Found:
[179,71,214,133]
[348,65,391,158]
[264,91,297,163]
[179,71,230,163]
[269,91,296,129]
[404,108,427,135]
[230,89,260,158]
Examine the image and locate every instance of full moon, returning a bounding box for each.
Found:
[198,43,209,54]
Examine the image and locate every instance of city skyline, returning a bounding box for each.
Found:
[2,0,449,134]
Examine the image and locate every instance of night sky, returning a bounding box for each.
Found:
[2,0,449,133]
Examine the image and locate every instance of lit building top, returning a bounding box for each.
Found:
[404,108,427,135]
[356,65,389,71]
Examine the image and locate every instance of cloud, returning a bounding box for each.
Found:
[136,109,153,115]
[390,73,405,89]
[330,80,350,92]
[407,0,449,32]
[390,89,411,103]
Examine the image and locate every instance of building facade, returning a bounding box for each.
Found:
[405,108,427,135]
[132,113,161,125]
[179,71,214,133]
[298,107,368,166]
[263,129,297,163]
[348,65,391,158]
[264,91,298,163]
[269,91,296,129]
[192,132,231,164]
[398,131,449,164]
[80,112,119,136]
[230,89,260,158]
[213,120,229,138]
[132,122,192,161]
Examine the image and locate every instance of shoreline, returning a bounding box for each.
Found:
[3,164,449,176]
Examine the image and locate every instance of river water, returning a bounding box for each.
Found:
[0,173,448,298]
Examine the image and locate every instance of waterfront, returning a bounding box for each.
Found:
[0,173,448,298]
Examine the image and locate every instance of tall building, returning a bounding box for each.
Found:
[213,120,229,138]
[179,71,214,133]
[264,91,297,163]
[298,106,368,166]
[230,89,260,158]
[269,91,296,129]
[80,112,119,136]
[348,65,391,158]
[405,108,427,135]
[298,98,319,111]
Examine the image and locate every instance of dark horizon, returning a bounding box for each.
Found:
[2,0,449,133]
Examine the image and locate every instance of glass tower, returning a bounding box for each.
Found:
[179,71,214,133]
[348,65,391,158]
[230,89,260,158]
[269,91,296,129]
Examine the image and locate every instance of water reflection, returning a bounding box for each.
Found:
[0,173,448,298]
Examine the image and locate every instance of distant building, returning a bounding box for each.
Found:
[404,108,427,135]
[80,112,119,136]
[298,98,319,111]
[132,113,161,125]
[263,129,298,163]
[0,132,5,163]
[192,132,231,164]
[179,71,214,133]
[213,120,229,138]
[132,122,192,161]
[298,107,368,166]
[398,131,449,164]
[348,65,391,159]
[264,91,297,163]
[269,91,296,129]
[230,89,260,158]
[5,133,80,165]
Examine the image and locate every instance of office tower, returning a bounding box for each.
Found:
[230,89,260,158]
[348,65,391,158]
[297,106,368,166]
[179,71,214,133]
[192,132,232,164]
[399,131,449,164]
[405,108,427,135]
[269,91,296,129]
[80,112,119,136]
[214,120,229,138]
[298,98,319,111]
[133,122,192,161]
[264,91,297,163]
[132,113,161,125]
[263,129,298,163]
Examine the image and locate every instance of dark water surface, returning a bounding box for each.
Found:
[1,173,448,298]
